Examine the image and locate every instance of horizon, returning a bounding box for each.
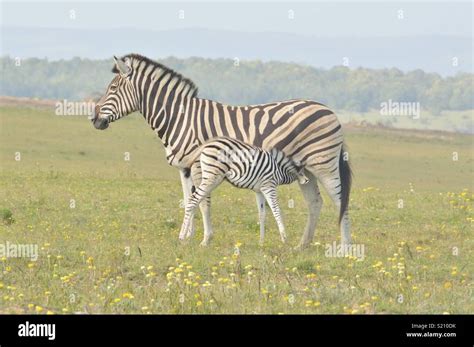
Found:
[0,53,472,79]
[2,1,472,76]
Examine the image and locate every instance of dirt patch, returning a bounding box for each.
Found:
[0,96,57,108]
[343,120,466,141]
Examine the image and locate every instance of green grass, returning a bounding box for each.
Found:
[0,105,472,314]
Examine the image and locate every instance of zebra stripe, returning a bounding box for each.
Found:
[178,137,308,245]
[92,54,352,247]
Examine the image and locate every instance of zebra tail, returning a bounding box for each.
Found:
[339,145,352,225]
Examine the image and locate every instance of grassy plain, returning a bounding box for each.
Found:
[0,105,472,314]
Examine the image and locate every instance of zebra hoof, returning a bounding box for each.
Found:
[178,228,187,241]
[185,229,196,239]
[341,238,352,247]
[293,243,308,251]
[199,240,210,247]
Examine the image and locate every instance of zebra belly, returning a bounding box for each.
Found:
[224,169,263,190]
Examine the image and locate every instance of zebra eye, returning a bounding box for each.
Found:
[109,84,118,92]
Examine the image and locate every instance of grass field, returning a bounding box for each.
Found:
[0,105,472,314]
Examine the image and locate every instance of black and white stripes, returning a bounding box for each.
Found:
[179,137,309,245]
[92,54,352,247]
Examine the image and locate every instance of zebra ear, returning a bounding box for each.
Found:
[113,56,132,76]
[270,148,279,157]
[292,159,302,169]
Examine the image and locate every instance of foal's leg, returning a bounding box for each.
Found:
[185,196,212,240]
[255,192,266,245]
[261,186,287,243]
[179,190,202,241]
[186,162,213,240]
[195,177,224,246]
[179,167,224,245]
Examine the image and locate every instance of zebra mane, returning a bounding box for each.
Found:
[112,53,199,97]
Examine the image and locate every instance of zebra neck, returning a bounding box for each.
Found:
[161,96,195,148]
[137,72,197,145]
[275,157,296,184]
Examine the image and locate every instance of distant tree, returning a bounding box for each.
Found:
[0,56,472,112]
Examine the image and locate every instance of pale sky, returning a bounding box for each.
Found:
[1,1,473,37]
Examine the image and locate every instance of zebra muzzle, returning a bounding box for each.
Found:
[93,117,109,130]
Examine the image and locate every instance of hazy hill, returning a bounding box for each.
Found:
[2,27,472,76]
[1,55,472,114]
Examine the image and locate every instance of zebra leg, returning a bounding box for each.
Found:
[255,192,266,245]
[179,191,203,241]
[190,195,212,239]
[261,187,287,243]
[317,172,352,246]
[185,162,213,240]
[179,169,196,236]
[296,171,323,249]
[197,178,223,246]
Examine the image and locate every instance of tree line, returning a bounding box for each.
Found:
[1,56,472,113]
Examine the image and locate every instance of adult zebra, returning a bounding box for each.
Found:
[91,54,352,248]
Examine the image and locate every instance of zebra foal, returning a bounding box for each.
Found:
[179,137,309,246]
